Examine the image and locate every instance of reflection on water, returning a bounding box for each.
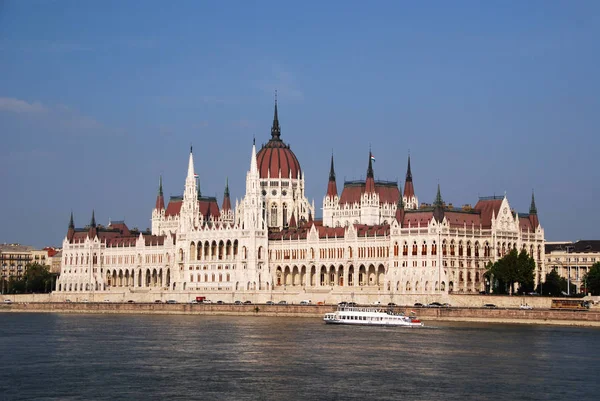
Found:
[0,314,598,400]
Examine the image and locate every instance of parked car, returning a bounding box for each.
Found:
[483,303,497,308]
[4,299,12,304]
[265,301,274,305]
[338,301,348,307]
[103,299,111,303]
[234,300,242,305]
[300,300,312,305]
[127,300,135,303]
[188,300,197,304]
[216,300,224,305]
[65,299,72,303]
[166,300,177,304]
[520,304,533,310]
[243,300,252,304]
[428,302,442,308]
[442,303,451,307]
[372,301,381,306]
[278,300,287,305]
[347,302,357,307]
[202,300,212,304]
[387,302,397,306]
[414,302,424,307]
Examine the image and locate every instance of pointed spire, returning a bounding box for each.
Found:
[395,183,405,226]
[367,151,374,179]
[434,184,443,207]
[406,154,413,181]
[289,212,297,228]
[90,210,96,227]
[397,183,404,209]
[222,177,232,212]
[155,175,165,210]
[403,154,416,202]
[69,211,74,229]
[327,153,338,198]
[365,150,375,193]
[271,91,281,140]
[433,184,445,223]
[329,153,336,182]
[250,140,258,175]
[187,146,195,180]
[529,190,537,215]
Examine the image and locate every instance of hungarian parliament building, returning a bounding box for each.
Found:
[56,102,546,303]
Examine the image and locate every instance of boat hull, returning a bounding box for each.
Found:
[324,307,424,327]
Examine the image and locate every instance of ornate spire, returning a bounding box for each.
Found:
[365,150,375,193]
[406,154,413,181]
[367,151,374,179]
[271,91,281,140]
[397,183,404,209]
[529,190,537,215]
[155,175,165,210]
[434,183,443,207]
[329,153,336,182]
[327,153,338,198]
[433,184,445,223]
[222,177,232,211]
[403,154,415,201]
[90,210,96,228]
[187,146,195,180]
[68,211,74,229]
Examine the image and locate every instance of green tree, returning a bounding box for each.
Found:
[485,248,536,295]
[583,262,600,295]
[5,263,52,294]
[539,269,576,296]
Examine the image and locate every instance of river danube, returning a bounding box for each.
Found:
[0,313,598,400]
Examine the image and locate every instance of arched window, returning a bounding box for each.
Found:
[271,203,278,227]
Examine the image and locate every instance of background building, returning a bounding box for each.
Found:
[545,240,600,294]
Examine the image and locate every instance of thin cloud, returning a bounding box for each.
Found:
[0,97,47,113]
[0,96,121,137]
[253,64,304,101]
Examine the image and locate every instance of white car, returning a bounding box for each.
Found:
[372,301,381,306]
[520,304,533,310]
[4,299,12,304]
[202,300,213,304]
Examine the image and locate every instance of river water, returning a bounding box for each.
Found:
[0,313,598,400]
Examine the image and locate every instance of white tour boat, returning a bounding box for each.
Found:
[323,306,424,327]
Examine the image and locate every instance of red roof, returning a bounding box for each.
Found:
[339,181,400,205]
[165,199,183,217]
[222,195,231,212]
[473,198,503,228]
[443,211,482,228]
[404,180,415,199]
[402,211,434,227]
[256,141,301,179]
[199,198,220,219]
[66,221,166,247]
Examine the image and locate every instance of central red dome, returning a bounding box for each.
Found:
[256,102,302,179]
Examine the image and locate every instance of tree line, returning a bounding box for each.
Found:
[485,248,600,296]
[0,263,57,294]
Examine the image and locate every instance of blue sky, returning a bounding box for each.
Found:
[1,0,598,247]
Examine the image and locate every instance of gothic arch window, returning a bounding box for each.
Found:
[271,203,278,227]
